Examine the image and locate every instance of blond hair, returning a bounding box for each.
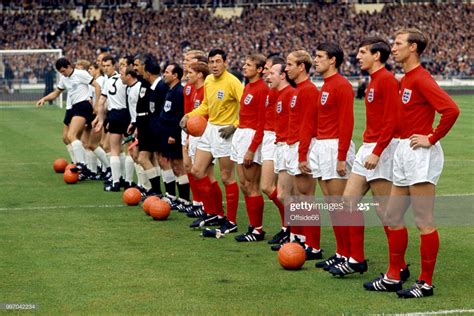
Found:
[395,28,428,55]
[289,50,312,73]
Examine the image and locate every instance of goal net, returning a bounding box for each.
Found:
[0,49,63,108]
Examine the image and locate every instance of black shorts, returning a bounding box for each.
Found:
[159,132,182,160]
[63,100,94,126]
[107,109,130,135]
[136,115,157,152]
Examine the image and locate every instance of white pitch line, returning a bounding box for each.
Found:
[395,309,474,316]
[0,204,125,212]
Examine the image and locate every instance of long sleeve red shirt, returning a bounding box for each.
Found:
[264,88,278,131]
[274,85,297,143]
[363,67,400,157]
[398,65,460,144]
[183,82,196,114]
[288,79,318,148]
[314,73,354,161]
[239,78,269,152]
[193,85,204,110]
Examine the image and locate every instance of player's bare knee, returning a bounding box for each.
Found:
[261,183,273,196]
[191,166,205,180]
[66,132,77,144]
[220,171,234,185]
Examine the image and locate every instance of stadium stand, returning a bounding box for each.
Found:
[0,2,471,84]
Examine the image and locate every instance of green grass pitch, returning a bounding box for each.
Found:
[0,95,473,314]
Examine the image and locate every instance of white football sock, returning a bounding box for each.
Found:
[125,155,135,184]
[71,140,86,164]
[66,144,76,163]
[94,146,110,168]
[110,156,121,184]
[86,150,97,173]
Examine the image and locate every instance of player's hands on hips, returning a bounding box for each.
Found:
[243,150,255,168]
[409,134,432,149]
[298,161,311,174]
[36,98,45,108]
[364,153,379,170]
[168,137,176,144]
[219,125,236,140]
[180,115,189,131]
[336,160,346,177]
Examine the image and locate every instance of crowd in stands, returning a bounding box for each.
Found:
[0,2,471,82]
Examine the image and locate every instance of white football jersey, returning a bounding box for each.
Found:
[89,75,106,104]
[126,80,141,123]
[101,72,127,111]
[57,68,93,110]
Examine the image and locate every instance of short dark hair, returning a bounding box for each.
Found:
[274,61,296,88]
[134,53,155,65]
[122,55,135,66]
[144,58,161,75]
[268,56,285,66]
[102,55,115,65]
[208,48,227,62]
[316,42,344,68]
[55,58,71,71]
[359,37,391,63]
[168,63,183,81]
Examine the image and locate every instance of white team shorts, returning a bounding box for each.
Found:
[309,138,356,180]
[352,138,399,182]
[181,130,188,146]
[274,142,288,173]
[230,128,262,164]
[197,122,233,158]
[285,142,302,176]
[188,135,199,164]
[261,131,276,162]
[392,138,444,186]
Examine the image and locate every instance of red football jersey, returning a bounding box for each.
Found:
[288,79,319,147]
[193,85,204,111]
[274,85,297,143]
[307,72,354,162]
[239,78,269,152]
[363,67,400,156]
[183,82,196,114]
[398,65,459,144]
[264,88,278,132]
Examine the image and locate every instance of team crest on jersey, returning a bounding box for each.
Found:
[276,101,282,113]
[367,88,374,103]
[265,95,269,107]
[150,101,155,113]
[217,90,225,100]
[140,87,146,98]
[194,100,200,108]
[185,86,191,95]
[290,96,297,108]
[402,88,412,104]
[321,92,329,105]
[164,100,172,112]
[244,94,253,105]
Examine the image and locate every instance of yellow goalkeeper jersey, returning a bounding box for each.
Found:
[188,70,243,127]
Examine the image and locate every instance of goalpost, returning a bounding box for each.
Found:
[0,49,64,108]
